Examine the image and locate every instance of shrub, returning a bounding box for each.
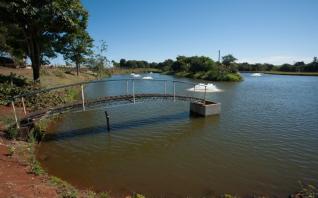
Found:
[40,68,51,76]
[0,73,28,87]
[98,192,110,198]
[6,127,18,140]
[30,159,44,175]
[224,73,242,81]
[52,69,66,78]
[0,83,26,105]
[132,193,145,198]
[50,176,78,198]
[8,145,15,156]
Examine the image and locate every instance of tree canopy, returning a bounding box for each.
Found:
[0,0,92,81]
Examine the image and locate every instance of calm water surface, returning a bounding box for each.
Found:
[36,73,318,197]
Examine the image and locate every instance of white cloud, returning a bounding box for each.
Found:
[238,56,313,65]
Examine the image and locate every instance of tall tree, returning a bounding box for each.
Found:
[60,30,93,76]
[222,54,238,72]
[86,41,109,79]
[0,0,90,82]
[222,54,237,66]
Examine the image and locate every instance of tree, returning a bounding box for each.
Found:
[119,59,126,67]
[87,41,109,79]
[222,54,238,72]
[0,0,90,82]
[222,54,237,66]
[60,30,93,76]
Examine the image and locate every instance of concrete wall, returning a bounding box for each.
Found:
[190,101,221,116]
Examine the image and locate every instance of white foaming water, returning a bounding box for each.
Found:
[187,83,222,92]
[251,73,262,77]
[131,73,141,78]
[142,76,153,80]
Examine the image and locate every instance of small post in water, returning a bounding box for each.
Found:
[164,80,167,95]
[81,84,85,111]
[11,101,19,129]
[21,97,26,115]
[132,80,135,104]
[105,111,110,132]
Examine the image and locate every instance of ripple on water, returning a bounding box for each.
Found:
[37,74,318,197]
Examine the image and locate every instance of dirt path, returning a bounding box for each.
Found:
[0,137,58,198]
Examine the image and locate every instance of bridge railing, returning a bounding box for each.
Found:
[10,79,208,128]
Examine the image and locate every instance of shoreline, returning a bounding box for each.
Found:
[0,66,316,197]
[240,71,318,76]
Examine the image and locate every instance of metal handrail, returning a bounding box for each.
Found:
[11,78,208,128]
[12,79,198,100]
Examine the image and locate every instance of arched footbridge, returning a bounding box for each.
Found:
[11,79,221,128]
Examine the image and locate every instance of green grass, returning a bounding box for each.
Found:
[170,70,243,81]
[108,67,160,75]
[50,176,78,198]
[263,71,318,76]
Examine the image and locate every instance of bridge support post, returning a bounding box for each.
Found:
[190,101,221,116]
[105,111,110,132]
[21,97,26,115]
[11,101,19,129]
[81,84,86,111]
[132,80,135,104]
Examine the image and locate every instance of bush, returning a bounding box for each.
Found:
[50,176,78,198]
[6,127,18,140]
[0,83,27,105]
[8,145,15,156]
[52,69,66,78]
[0,73,28,87]
[30,159,44,175]
[223,73,242,81]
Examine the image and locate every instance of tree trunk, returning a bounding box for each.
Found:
[76,62,80,76]
[31,39,41,82]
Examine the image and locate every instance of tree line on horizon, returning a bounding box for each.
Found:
[238,57,318,72]
[113,56,318,73]
[113,55,242,81]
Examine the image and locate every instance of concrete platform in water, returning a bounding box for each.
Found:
[190,101,221,116]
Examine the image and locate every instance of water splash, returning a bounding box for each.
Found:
[142,76,154,80]
[187,83,222,92]
[251,73,262,77]
[131,73,141,78]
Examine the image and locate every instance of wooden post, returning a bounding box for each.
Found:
[132,80,135,104]
[173,82,176,102]
[81,84,85,111]
[21,97,26,115]
[105,111,110,132]
[164,81,167,95]
[11,101,19,129]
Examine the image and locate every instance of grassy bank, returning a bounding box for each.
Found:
[263,71,318,76]
[107,67,161,75]
[163,70,243,81]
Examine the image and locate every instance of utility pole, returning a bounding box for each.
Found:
[218,50,221,63]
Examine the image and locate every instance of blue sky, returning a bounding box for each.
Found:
[54,0,318,65]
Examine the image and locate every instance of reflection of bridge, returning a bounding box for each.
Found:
[11,79,221,128]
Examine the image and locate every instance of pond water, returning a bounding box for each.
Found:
[36,73,318,197]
